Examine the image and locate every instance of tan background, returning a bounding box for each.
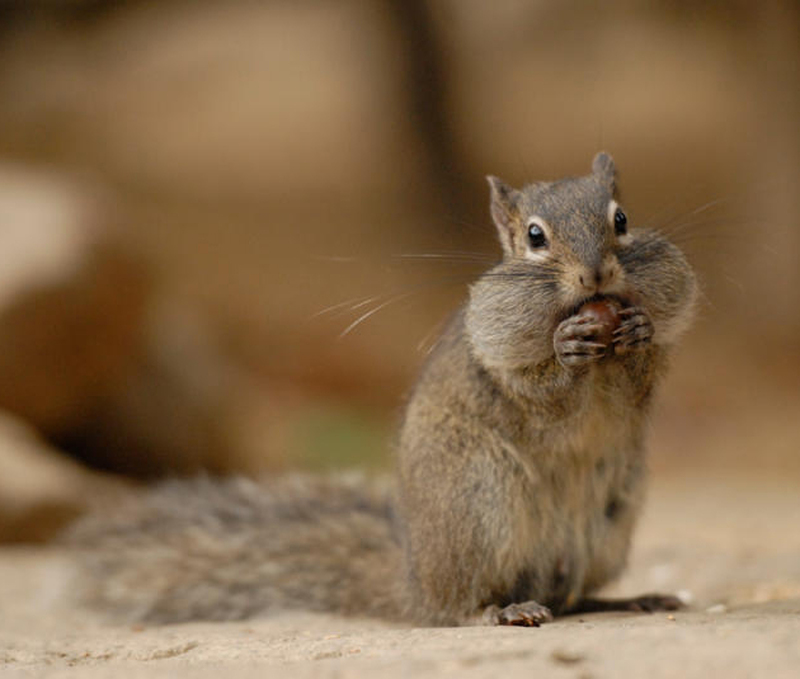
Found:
[0,0,798,522]
[0,2,799,677]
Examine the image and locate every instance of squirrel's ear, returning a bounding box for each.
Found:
[486,175,519,256]
[592,152,616,190]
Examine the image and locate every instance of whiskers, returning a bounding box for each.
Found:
[647,179,791,255]
[310,251,490,341]
[391,250,497,265]
[644,184,793,307]
[337,290,421,338]
[310,250,560,344]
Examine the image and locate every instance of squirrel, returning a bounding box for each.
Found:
[66,153,697,627]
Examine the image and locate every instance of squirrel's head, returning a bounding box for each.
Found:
[486,152,628,307]
[466,153,696,370]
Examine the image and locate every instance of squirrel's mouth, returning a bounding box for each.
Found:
[566,293,631,319]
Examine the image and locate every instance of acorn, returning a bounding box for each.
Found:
[578,298,622,347]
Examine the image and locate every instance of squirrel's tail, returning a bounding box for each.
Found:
[65,474,405,624]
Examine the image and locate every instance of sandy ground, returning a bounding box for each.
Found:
[1,472,798,679]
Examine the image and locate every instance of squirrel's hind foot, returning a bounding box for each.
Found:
[482,600,554,627]
[570,593,683,615]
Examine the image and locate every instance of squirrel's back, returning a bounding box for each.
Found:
[67,474,404,623]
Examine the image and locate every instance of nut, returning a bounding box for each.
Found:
[578,298,622,347]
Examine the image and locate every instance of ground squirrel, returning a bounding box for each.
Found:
[68,153,697,626]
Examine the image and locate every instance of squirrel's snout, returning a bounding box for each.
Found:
[577,261,618,293]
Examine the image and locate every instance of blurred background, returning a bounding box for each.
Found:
[0,0,798,542]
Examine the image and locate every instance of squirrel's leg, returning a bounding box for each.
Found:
[569,594,683,614]
[398,421,559,628]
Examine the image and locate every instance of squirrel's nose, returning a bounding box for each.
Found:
[578,264,616,291]
[578,270,603,288]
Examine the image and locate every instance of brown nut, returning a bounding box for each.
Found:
[578,298,622,347]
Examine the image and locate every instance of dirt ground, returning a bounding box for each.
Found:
[1,471,798,679]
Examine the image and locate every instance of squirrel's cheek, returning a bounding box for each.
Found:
[652,304,697,347]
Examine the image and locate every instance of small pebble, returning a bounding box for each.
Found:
[550,648,585,665]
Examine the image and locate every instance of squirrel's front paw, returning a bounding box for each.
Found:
[612,307,654,355]
[554,315,609,367]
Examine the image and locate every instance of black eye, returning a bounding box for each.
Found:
[528,223,547,249]
[614,208,628,235]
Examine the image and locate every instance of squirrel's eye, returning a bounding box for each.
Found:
[614,208,628,236]
[527,223,547,249]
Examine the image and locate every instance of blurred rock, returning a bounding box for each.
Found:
[0,163,249,479]
[56,295,244,477]
[0,410,122,542]
[0,164,149,434]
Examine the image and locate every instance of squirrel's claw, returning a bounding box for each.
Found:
[555,316,611,367]
[483,601,554,627]
[612,306,654,355]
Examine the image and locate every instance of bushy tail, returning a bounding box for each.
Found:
[65,474,405,624]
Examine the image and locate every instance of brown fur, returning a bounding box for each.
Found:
[66,154,696,626]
